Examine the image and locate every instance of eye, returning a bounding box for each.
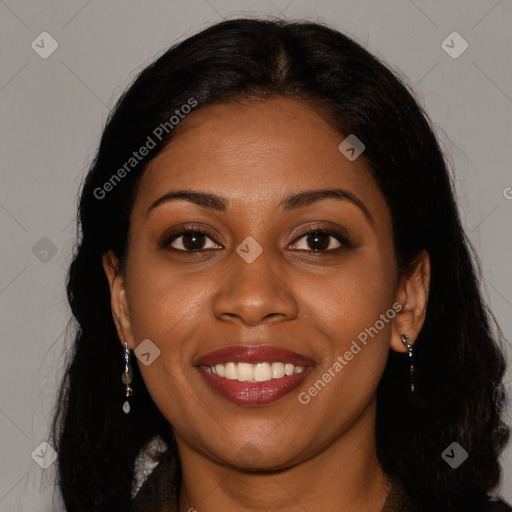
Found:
[289,229,347,252]
[160,226,351,253]
[161,229,222,252]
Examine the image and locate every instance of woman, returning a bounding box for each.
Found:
[50,18,511,512]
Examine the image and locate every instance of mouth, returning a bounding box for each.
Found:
[195,345,315,406]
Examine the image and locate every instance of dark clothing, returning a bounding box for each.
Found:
[130,449,511,512]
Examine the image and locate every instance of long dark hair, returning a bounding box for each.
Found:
[50,18,509,511]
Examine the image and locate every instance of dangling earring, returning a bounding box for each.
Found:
[401,334,415,393]
[122,341,133,414]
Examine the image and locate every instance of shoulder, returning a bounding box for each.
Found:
[458,495,512,512]
[130,444,179,512]
[479,499,512,511]
[382,478,512,512]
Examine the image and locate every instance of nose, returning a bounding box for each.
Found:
[212,246,299,327]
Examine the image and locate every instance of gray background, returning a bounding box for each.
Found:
[1,0,511,510]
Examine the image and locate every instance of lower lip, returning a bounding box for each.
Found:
[198,367,313,406]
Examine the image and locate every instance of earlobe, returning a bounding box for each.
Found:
[101,250,134,350]
[390,250,431,353]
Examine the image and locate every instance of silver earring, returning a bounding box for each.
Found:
[401,334,415,393]
[122,341,133,414]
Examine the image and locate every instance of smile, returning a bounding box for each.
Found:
[195,345,314,405]
[205,361,306,382]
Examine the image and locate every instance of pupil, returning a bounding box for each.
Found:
[308,233,328,251]
[183,232,204,250]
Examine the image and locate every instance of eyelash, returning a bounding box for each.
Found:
[159,225,353,254]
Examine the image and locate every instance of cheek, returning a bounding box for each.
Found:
[123,247,216,420]
[306,248,397,342]
[296,277,395,442]
[125,248,209,343]
[123,250,214,428]
[298,248,396,402]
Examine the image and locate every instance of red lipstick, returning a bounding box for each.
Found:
[195,345,314,406]
[195,345,315,367]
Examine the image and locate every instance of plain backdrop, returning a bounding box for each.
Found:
[0,1,511,510]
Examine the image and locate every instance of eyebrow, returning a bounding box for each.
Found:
[146,188,372,222]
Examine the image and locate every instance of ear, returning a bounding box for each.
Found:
[390,250,431,353]
[102,250,135,350]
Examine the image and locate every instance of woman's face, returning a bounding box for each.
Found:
[108,97,411,470]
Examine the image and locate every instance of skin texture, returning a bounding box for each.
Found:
[103,97,430,512]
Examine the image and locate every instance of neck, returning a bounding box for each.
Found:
[176,398,392,512]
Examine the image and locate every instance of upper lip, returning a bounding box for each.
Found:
[195,345,315,367]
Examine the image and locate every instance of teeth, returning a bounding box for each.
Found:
[225,362,237,380]
[271,362,285,379]
[237,362,253,381]
[207,362,306,382]
[284,363,294,376]
[254,362,271,382]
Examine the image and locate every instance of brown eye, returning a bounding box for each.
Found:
[162,230,221,252]
[290,229,348,252]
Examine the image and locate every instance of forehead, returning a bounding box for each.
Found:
[133,97,386,219]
